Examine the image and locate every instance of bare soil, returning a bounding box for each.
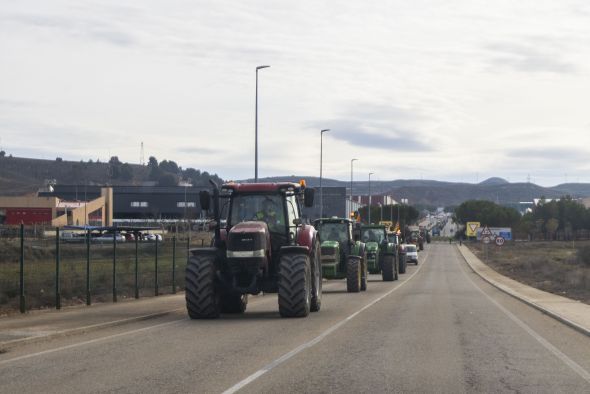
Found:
[468,241,590,304]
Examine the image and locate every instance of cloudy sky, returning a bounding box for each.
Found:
[1,1,589,186]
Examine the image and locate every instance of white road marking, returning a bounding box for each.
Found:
[222,251,430,394]
[0,278,346,365]
[457,247,590,384]
[0,319,184,366]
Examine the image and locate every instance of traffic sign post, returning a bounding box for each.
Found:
[495,236,505,246]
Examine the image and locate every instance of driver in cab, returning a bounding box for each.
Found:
[256,199,284,232]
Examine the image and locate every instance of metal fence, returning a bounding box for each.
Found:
[0,224,210,313]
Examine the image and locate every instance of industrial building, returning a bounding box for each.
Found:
[0,187,113,226]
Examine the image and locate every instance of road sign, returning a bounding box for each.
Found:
[481,226,493,237]
[482,236,491,244]
[495,236,505,246]
[466,222,480,237]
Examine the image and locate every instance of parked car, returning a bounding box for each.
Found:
[401,244,418,265]
[94,233,126,243]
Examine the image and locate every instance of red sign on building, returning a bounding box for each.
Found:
[5,208,52,225]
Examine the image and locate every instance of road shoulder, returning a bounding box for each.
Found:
[457,244,590,337]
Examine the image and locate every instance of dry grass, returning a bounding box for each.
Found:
[0,232,213,315]
[468,240,590,304]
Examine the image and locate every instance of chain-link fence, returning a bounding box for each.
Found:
[0,225,211,314]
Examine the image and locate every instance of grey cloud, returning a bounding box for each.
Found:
[485,42,576,74]
[311,103,431,152]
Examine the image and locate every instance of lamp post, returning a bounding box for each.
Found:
[368,172,374,224]
[350,159,358,218]
[319,129,330,218]
[255,65,270,182]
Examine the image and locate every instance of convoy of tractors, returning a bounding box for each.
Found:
[185,180,428,319]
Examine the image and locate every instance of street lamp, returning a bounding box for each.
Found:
[319,129,330,218]
[368,172,374,224]
[255,65,270,182]
[350,159,358,218]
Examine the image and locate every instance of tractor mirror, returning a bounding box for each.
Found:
[199,191,211,211]
[303,188,315,207]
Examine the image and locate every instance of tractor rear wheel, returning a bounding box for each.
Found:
[185,254,220,319]
[360,252,368,291]
[278,253,311,317]
[346,256,361,293]
[220,293,248,313]
[399,256,407,274]
[381,254,395,281]
[310,241,322,312]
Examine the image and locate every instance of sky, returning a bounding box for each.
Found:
[1,0,589,187]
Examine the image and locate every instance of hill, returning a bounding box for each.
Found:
[0,155,223,196]
[245,176,590,207]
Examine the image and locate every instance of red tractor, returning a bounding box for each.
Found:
[186,181,321,318]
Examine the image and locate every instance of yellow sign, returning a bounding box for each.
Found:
[379,221,392,228]
[466,222,480,237]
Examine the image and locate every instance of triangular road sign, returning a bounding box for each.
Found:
[481,226,493,236]
[468,223,478,233]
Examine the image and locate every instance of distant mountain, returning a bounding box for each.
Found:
[479,177,509,186]
[245,176,590,207]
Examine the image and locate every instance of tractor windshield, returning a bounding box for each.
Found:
[229,194,286,233]
[317,222,349,243]
[361,228,386,243]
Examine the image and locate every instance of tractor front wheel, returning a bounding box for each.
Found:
[220,293,248,313]
[346,256,361,293]
[278,253,312,318]
[185,254,220,319]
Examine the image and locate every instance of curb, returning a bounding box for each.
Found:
[457,245,590,338]
[0,308,181,351]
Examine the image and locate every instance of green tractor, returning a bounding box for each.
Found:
[359,224,398,281]
[313,218,367,292]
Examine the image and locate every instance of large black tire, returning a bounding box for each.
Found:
[278,254,311,318]
[310,241,322,312]
[381,254,395,282]
[360,252,368,291]
[346,256,361,293]
[399,255,407,274]
[185,254,220,319]
[220,293,248,314]
[394,256,399,280]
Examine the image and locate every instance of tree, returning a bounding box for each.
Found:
[109,156,121,165]
[545,218,559,240]
[454,200,520,227]
[119,163,133,181]
[0,150,5,157]
[157,173,178,186]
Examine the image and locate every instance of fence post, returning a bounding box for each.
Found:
[172,236,176,294]
[19,223,26,313]
[112,232,117,302]
[134,234,139,299]
[55,227,61,309]
[86,229,91,306]
[186,237,190,260]
[154,237,159,296]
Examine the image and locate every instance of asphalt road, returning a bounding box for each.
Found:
[1,244,589,393]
